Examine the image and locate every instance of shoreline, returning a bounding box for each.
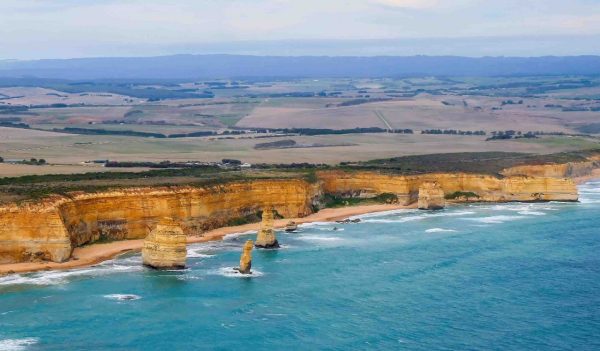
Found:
[0,203,414,276]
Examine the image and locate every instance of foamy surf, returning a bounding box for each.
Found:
[0,338,38,351]
[425,228,458,233]
[211,267,264,278]
[0,260,142,287]
[104,294,141,301]
[461,215,526,224]
[223,230,256,240]
[186,247,216,259]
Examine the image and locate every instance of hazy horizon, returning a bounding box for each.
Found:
[2,0,600,60]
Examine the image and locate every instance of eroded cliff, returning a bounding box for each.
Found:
[0,179,320,264]
[318,171,579,204]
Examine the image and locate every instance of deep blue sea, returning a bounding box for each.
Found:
[1,180,600,351]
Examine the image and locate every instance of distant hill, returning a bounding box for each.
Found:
[0,55,599,79]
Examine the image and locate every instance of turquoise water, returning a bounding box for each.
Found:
[1,181,600,351]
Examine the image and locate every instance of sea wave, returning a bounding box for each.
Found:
[223,230,256,240]
[103,294,141,301]
[425,228,458,233]
[0,338,38,351]
[517,210,546,216]
[210,267,264,278]
[461,215,526,224]
[362,210,475,224]
[0,259,142,287]
[186,247,216,259]
[350,209,418,220]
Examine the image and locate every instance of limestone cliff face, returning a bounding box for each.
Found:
[501,161,598,178]
[0,179,319,264]
[318,171,578,204]
[418,182,445,210]
[0,199,71,264]
[142,217,187,269]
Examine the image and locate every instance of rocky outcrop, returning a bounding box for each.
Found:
[237,240,253,274]
[255,208,279,248]
[418,182,445,210]
[142,217,187,269]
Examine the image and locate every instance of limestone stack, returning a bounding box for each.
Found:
[418,182,445,210]
[255,208,280,248]
[142,217,187,269]
[237,240,254,274]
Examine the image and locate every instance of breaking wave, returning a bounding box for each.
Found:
[210,267,263,278]
[0,338,38,351]
[461,215,526,224]
[103,294,141,301]
[425,228,458,233]
[0,257,142,287]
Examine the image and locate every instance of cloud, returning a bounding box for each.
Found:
[372,0,440,9]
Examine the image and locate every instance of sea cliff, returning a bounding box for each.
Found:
[0,168,586,265]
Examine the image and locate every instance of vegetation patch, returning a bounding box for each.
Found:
[323,193,398,208]
[445,191,480,200]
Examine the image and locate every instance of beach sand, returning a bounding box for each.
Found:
[0,203,414,275]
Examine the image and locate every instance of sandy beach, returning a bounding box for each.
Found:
[0,203,414,275]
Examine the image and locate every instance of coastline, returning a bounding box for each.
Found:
[0,203,414,275]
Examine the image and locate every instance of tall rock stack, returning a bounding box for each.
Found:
[142,217,187,269]
[255,208,280,248]
[237,240,254,274]
[418,182,445,210]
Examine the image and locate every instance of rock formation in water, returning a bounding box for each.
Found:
[237,240,254,274]
[142,217,187,269]
[255,208,280,248]
[418,182,445,210]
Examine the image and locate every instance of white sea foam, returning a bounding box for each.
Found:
[0,338,38,351]
[362,210,475,224]
[299,221,335,228]
[223,230,256,240]
[462,215,526,224]
[186,247,216,259]
[350,209,418,220]
[517,210,546,216]
[103,294,141,301]
[425,228,457,233]
[0,259,142,287]
[211,267,263,278]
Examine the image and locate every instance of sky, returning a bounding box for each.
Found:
[1,0,600,59]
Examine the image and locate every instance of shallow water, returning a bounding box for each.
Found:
[1,181,600,350]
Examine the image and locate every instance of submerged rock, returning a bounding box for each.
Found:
[236,240,254,274]
[418,182,445,210]
[255,208,280,248]
[142,217,187,269]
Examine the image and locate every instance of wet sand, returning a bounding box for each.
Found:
[0,203,414,275]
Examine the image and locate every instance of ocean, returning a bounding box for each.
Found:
[1,180,599,350]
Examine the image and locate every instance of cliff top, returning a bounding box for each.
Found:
[0,149,598,205]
